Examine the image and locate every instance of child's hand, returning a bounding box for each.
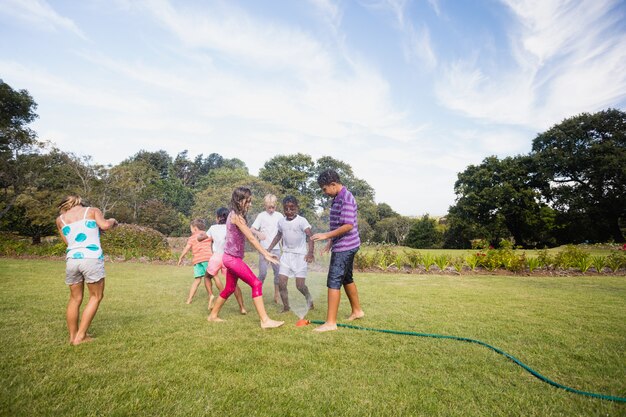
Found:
[264,252,279,265]
[311,233,328,242]
[177,258,183,266]
[197,232,208,242]
[320,241,331,255]
[305,253,314,263]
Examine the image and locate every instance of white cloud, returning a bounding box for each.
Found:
[435,0,626,129]
[0,0,87,39]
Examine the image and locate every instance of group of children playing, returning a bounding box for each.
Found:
[178,169,364,331]
[58,169,365,343]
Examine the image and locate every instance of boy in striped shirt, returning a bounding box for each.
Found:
[311,169,365,332]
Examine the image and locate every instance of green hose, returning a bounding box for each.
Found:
[309,320,626,403]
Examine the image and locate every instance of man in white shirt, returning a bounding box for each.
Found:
[251,194,284,303]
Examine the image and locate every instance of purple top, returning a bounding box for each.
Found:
[224,211,245,258]
[329,186,360,252]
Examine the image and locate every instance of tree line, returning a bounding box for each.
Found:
[1,80,624,248]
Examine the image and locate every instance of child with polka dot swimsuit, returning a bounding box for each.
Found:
[56,195,118,345]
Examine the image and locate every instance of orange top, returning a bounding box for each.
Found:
[187,232,213,264]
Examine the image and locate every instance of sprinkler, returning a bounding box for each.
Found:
[295,319,310,327]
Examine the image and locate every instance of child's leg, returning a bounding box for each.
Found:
[234,285,247,314]
[295,277,313,309]
[204,273,215,309]
[344,283,365,321]
[186,277,202,304]
[208,269,237,322]
[66,283,84,344]
[223,255,283,328]
[313,288,340,332]
[278,274,290,311]
[73,279,105,345]
[271,252,281,303]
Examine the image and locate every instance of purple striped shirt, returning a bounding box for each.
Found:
[329,186,360,252]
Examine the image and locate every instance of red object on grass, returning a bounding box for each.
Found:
[295,319,310,327]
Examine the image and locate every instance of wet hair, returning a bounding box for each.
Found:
[216,207,229,225]
[230,187,252,217]
[263,194,277,208]
[282,195,299,207]
[58,195,83,213]
[191,218,207,231]
[317,169,341,187]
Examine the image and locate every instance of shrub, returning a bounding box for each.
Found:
[404,251,422,269]
[0,232,65,257]
[451,257,465,273]
[434,254,451,271]
[422,253,436,271]
[527,257,541,273]
[100,223,170,261]
[606,251,626,272]
[553,245,590,269]
[536,249,553,269]
[591,256,607,273]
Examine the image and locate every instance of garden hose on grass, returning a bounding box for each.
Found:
[308,320,626,403]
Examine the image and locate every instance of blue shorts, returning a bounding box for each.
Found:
[327,247,359,290]
[193,261,208,278]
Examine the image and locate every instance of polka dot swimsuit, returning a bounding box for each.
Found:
[60,207,104,260]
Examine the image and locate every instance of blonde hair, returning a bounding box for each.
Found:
[263,194,277,208]
[58,195,83,213]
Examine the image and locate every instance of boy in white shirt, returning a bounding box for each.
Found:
[251,194,284,303]
[268,195,314,312]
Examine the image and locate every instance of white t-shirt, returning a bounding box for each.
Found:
[277,215,312,255]
[251,211,284,249]
[207,224,227,254]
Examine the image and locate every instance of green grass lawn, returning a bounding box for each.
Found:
[1,258,625,416]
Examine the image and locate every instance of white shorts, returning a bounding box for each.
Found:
[66,258,105,285]
[279,252,308,278]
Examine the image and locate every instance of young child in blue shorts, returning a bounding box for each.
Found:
[178,219,215,306]
[311,169,365,332]
[267,196,315,313]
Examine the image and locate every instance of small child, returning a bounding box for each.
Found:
[198,207,247,314]
[311,169,365,332]
[268,196,314,313]
[178,219,214,305]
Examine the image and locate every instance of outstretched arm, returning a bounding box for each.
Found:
[93,207,118,230]
[178,243,192,266]
[267,230,282,252]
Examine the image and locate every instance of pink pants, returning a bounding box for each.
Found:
[221,254,263,299]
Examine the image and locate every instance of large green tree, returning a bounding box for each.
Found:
[0,80,42,219]
[532,109,626,242]
[446,155,552,248]
[258,153,316,217]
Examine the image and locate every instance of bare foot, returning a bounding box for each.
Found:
[185,300,192,305]
[313,323,337,332]
[308,302,315,310]
[207,316,225,323]
[280,307,291,313]
[260,318,284,329]
[347,311,365,321]
[208,295,215,310]
[240,308,247,315]
[71,335,94,346]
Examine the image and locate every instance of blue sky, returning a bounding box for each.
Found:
[1,0,625,216]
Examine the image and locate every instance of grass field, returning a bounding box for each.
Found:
[1,258,625,416]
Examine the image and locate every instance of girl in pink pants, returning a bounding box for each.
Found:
[207,187,284,329]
